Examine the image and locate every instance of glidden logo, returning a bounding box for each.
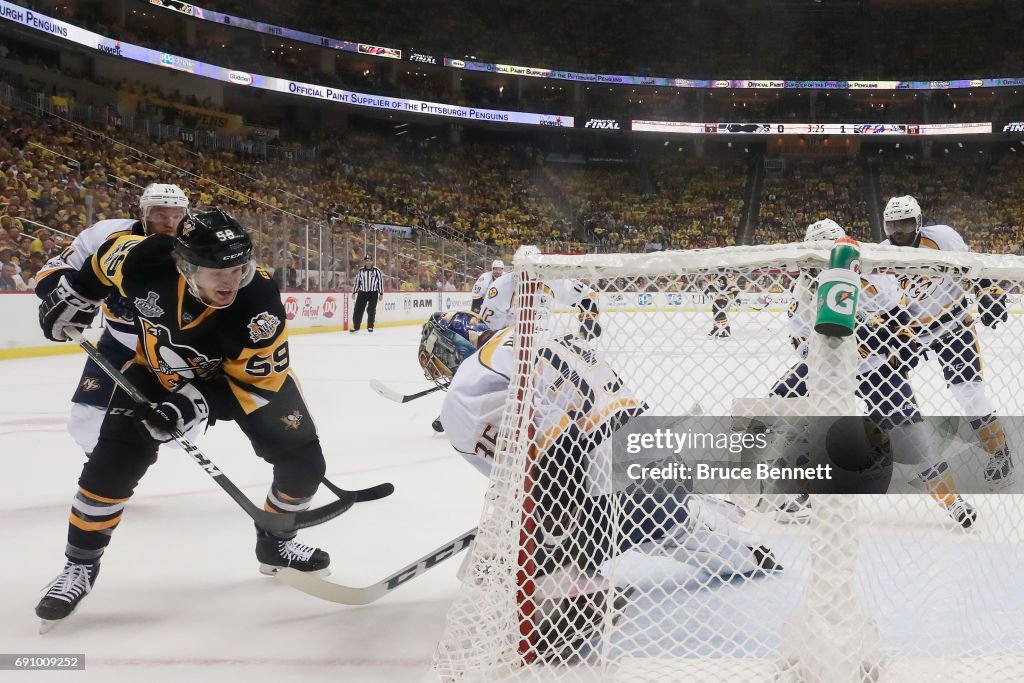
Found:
[323,296,337,318]
[284,296,299,320]
[227,70,253,86]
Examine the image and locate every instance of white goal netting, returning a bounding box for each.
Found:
[432,243,1024,682]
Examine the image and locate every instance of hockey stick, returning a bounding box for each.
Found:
[275,527,477,605]
[369,379,443,403]
[66,328,391,533]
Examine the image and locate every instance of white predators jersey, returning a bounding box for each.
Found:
[881,224,971,344]
[478,273,597,330]
[37,218,142,349]
[471,271,498,304]
[441,327,646,494]
[789,271,901,373]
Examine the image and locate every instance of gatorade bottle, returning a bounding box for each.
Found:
[814,237,861,337]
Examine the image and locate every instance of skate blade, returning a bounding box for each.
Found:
[39,619,62,635]
[260,564,330,578]
[986,470,1016,492]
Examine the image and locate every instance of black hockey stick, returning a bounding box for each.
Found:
[66,328,391,533]
[275,527,477,605]
[369,379,443,403]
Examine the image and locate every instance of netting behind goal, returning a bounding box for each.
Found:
[432,243,1024,683]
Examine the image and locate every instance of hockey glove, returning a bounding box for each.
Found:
[104,293,136,322]
[38,275,101,342]
[141,384,210,443]
[977,287,1008,329]
[579,317,602,341]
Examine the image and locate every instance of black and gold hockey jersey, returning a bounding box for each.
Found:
[70,234,290,414]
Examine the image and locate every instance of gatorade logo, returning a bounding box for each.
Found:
[826,284,857,315]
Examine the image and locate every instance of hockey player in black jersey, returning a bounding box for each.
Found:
[706,274,741,338]
[35,209,334,631]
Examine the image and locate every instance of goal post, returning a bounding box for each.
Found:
[432,243,1024,682]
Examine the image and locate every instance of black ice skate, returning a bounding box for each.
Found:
[256,529,330,576]
[432,417,445,433]
[984,450,1015,489]
[946,495,978,530]
[35,560,100,633]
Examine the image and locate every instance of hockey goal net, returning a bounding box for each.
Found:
[432,243,1024,682]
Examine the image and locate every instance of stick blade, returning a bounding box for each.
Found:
[275,568,382,605]
[369,379,406,403]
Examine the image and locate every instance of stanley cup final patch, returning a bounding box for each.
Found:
[134,291,164,318]
[248,311,282,343]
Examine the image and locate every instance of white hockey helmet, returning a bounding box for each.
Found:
[804,218,846,243]
[491,259,505,270]
[883,195,922,227]
[140,183,189,213]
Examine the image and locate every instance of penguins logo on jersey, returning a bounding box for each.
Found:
[181,217,197,236]
[140,319,222,389]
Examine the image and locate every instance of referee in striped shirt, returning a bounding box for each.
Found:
[351,256,384,333]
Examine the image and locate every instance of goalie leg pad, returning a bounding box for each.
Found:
[951,381,997,423]
[934,327,984,386]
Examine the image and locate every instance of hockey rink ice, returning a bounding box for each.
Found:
[3,314,1024,682]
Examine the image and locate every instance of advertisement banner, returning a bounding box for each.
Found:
[631,119,991,137]
[67,2,1024,94]
[596,291,794,312]
[406,50,442,66]
[118,92,244,133]
[439,292,473,312]
[0,2,574,129]
[372,223,413,238]
[577,118,628,131]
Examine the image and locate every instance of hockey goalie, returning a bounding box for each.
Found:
[419,310,781,660]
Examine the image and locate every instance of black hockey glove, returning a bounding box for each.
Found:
[104,293,136,322]
[38,275,101,342]
[977,286,1008,329]
[140,384,210,442]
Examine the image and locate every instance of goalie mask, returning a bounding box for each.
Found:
[418,311,492,387]
[883,195,922,247]
[174,208,256,309]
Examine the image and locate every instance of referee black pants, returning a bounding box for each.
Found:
[353,291,379,330]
